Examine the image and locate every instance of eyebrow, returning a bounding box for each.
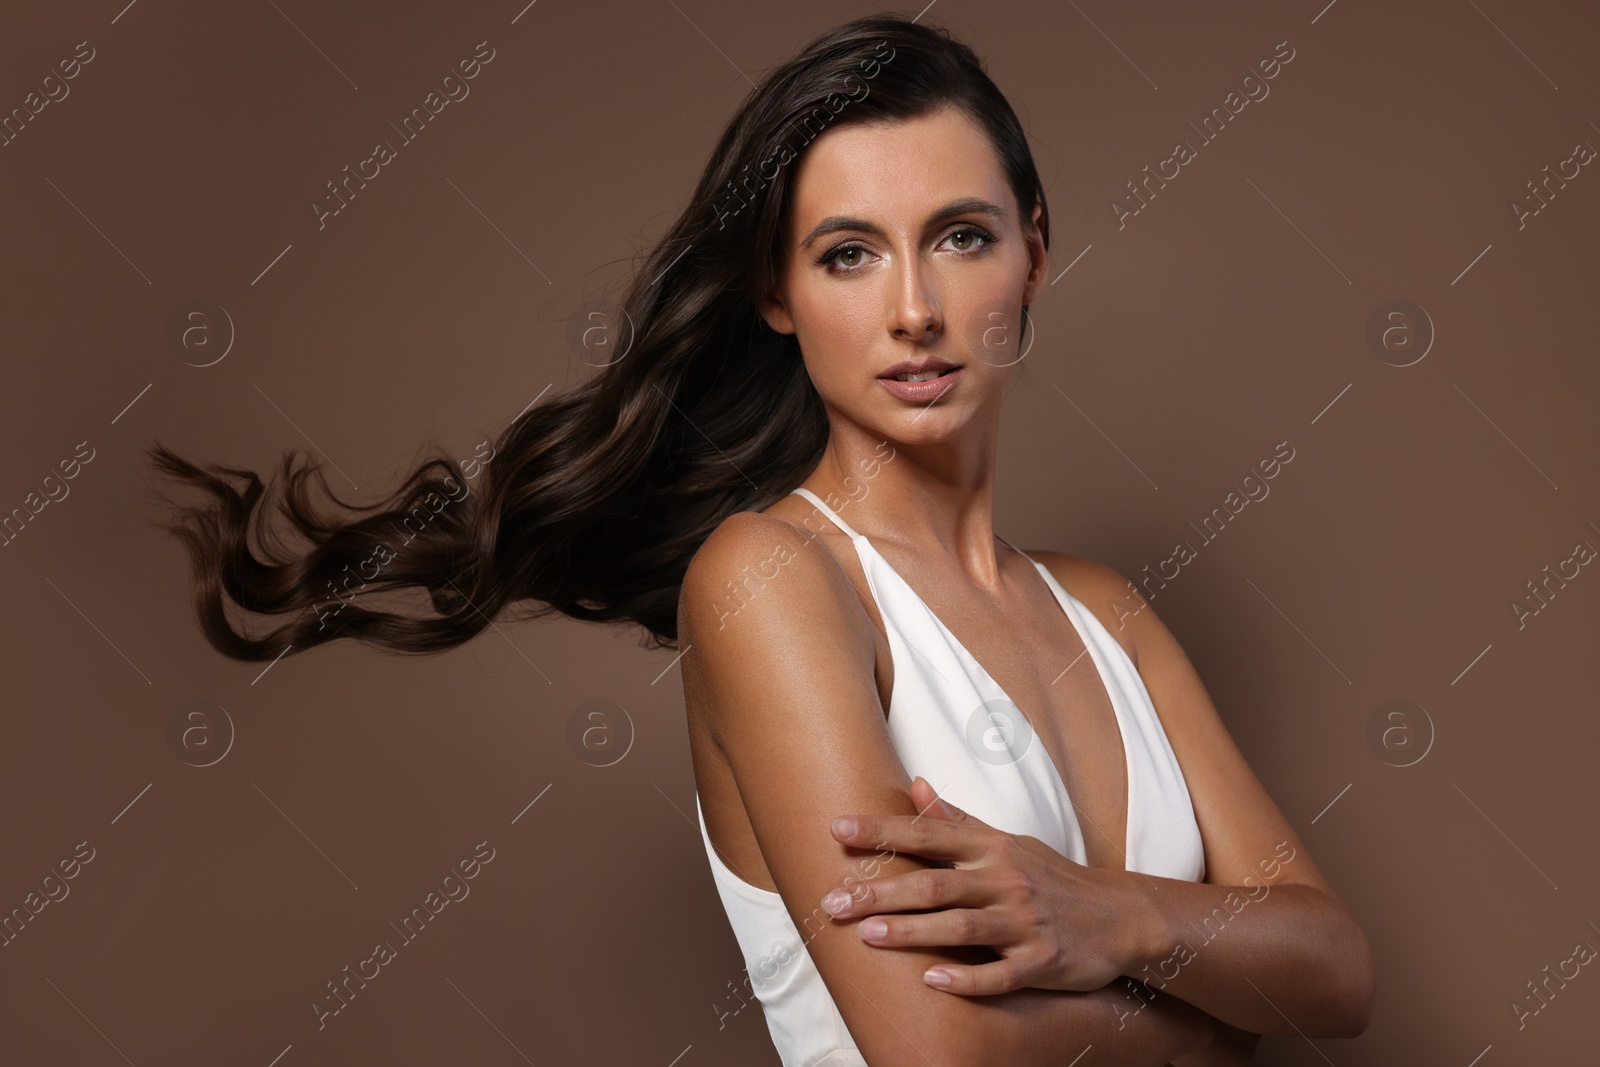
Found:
[797,196,1008,251]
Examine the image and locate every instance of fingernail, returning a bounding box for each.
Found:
[821,890,850,914]
[832,817,857,837]
[860,918,888,940]
[923,968,951,987]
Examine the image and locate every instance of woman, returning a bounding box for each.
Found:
[147,14,1373,1067]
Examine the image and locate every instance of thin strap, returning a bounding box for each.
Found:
[995,532,1032,562]
[789,487,863,540]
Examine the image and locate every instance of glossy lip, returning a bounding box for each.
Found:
[878,366,963,403]
[877,356,961,380]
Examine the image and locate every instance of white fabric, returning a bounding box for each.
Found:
[696,487,1206,1065]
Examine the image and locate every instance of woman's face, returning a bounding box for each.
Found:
[759,105,1046,445]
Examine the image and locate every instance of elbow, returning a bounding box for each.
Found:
[1321,926,1376,1038]
[1343,949,1378,1038]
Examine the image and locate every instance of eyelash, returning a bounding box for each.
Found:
[815,225,999,275]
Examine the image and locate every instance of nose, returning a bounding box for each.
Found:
[889,246,942,341]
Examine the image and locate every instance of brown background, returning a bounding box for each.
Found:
[2,0,1596,1064]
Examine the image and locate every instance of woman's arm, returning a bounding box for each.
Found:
[680,514,1221,1066]
[1040,554,1376,1039]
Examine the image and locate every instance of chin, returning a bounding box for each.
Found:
[876,404,980,444]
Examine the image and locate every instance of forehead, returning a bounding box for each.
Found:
[785,107,1009,233]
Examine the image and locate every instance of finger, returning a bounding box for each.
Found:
[910,777,957,824]
[831,812,993,864]
[854,907,1000,951]
[910,777,990,831]
[922,956,1031,996]
[822,864,986,919]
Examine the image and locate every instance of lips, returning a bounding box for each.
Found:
[878,357,961,381]
[877,365,964,403]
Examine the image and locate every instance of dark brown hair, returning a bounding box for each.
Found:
[146,11,1050,659]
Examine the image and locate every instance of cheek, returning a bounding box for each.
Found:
[956,287,1027,363]
[794,286,880,363]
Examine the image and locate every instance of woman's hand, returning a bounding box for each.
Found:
[819,776,1161,995]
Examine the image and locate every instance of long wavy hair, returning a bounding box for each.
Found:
[146,12,1050,659]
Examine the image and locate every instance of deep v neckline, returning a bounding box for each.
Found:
[788,488,1136,873]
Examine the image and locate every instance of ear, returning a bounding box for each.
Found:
[1020,200,1047,308]
[758,286,796,335]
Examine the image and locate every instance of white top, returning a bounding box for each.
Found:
[696,487,1206,1065]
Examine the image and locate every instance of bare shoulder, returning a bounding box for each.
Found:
[679,509,872,649]
[678,510,877,737]
[1018,548,1148,669]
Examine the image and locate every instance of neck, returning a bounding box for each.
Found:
[805,416,1006,590]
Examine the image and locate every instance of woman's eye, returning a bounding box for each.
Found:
[817,243,869,272]
[946,227,993,251]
